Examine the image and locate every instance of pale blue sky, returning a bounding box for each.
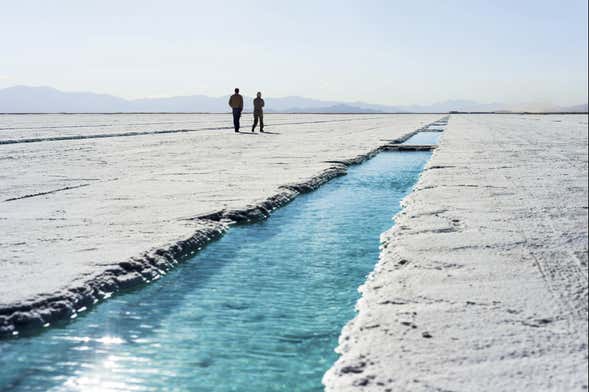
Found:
[1,0,587,105]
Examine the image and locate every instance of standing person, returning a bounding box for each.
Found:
[252,91,265,133]
[228,88,244,132]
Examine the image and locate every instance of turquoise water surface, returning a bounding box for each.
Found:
[403,131,441,145]
[0,133,439,391]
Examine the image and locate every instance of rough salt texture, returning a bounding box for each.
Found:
[324,114,589,391]
[0,113,439,335]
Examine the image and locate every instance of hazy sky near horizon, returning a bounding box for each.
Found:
[1,0,587,106]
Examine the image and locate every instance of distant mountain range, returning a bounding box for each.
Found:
[0,86,586,114]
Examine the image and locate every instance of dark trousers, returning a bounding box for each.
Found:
[252,111,264,131]
[232,108,242,132]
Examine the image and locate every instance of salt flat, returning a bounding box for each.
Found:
[0,114,438,326]
[324,114,589,391]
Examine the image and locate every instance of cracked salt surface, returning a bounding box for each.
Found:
[0,113,440,335]
[324,114,589,391]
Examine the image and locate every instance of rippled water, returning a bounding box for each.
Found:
[0,133,438,391]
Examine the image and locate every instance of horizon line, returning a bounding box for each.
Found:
[5,84,585,109]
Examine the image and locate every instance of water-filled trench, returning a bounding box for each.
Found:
[0,132,441,391]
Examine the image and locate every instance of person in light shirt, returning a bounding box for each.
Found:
[252,91,265,133]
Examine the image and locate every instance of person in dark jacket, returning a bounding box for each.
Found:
[228,88,244,132]
[252,91,265,132]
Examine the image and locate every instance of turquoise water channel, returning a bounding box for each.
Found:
[0,132,440,391]
[403,131,441,145]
